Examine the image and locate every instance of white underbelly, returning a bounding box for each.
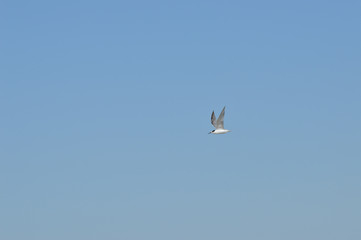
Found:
[213,129,230,134]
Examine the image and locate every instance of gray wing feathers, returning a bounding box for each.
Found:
[211,111,217,128]
[216,106,226,129]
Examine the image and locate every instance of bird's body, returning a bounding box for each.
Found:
[209,106,231,134]
[212,129,231,134]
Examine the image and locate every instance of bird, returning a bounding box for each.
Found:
[209,106,231,134]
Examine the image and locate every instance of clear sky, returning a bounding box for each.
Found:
[1,1,361,239]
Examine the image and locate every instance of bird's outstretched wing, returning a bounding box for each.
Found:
[211,111,217,128]
[216,106,226,129]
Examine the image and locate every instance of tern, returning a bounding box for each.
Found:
[209,106,231,134]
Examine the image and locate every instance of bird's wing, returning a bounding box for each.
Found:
[211,111,217,128]
[216,106,226,129]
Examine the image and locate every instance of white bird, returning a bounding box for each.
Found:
[209,106,231,134]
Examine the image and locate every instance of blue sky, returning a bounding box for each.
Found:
[1,1,361,239]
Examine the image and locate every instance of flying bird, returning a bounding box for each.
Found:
[209,106,231,134]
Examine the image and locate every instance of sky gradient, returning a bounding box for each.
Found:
[1,1,361,239]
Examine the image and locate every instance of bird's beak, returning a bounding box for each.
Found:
[208,132,212,134]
